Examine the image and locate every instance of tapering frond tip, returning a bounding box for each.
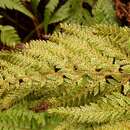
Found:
[0,0,33,18]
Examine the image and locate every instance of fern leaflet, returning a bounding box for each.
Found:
[0,25,21,47]
[0,0,33,18]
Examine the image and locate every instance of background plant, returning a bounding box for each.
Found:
[0,0,117,48]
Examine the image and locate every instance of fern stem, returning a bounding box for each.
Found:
[1,12,28,31]
[32,16,44,39]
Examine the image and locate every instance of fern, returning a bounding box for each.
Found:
[62,0,117,25]
[0,0,33,18]
[65,0,93,25]
[0,103,46,130]
[44,0,93,26]
[0,0,34,46]
[48,93,130,124]
[49,0,71,25]
[0,23,130,129]
[48,93,130,130]
[43,0,59,33]
[44,0,117,33]
[92,0,117,24]
[0,25,21,47]
[0,0,118,45]
[31,0,41,14]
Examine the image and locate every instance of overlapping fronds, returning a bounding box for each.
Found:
[63,0,93,25]
[65,0,117,25]
[43,0,117,33]
[48,93,130,130]
[0,103,45,130]
[0,23,130,129]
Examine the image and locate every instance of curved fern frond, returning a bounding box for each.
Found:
[0,25,21,47]
[48,93,130,129]
[0,0,33,18]
[58,23,129,59]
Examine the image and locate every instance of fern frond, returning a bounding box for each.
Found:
[90,24,130,56]
[48,93,130,128]
[0,104,45,130]
[0,25,21,47]
[65,0,93,25]
[49,0,71,24]
[0,0,33,18]
[44,0,59,33]
[92,121,130,130]
[92,0,117,24]
[31,0,40,14]
[44,0,117,33]
[0,23,130,110]
[45,71,122,108]
[59,23,129,59]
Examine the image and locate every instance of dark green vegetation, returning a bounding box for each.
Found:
[0,0,117,47]
[1,23,130,129]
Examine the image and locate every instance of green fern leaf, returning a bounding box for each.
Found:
[92,0,117,24]
[65,0,93,25]
[43,0,59,33]
[49,0,71,24]
[0,0,33,18]
[0,25,21,47]
[0,104,46,130]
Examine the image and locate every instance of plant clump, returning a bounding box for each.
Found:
[0,23,130,129]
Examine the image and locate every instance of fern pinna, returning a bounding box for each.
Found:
[0,23,130,129]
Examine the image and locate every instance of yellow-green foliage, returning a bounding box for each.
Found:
[0,23,130,129]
